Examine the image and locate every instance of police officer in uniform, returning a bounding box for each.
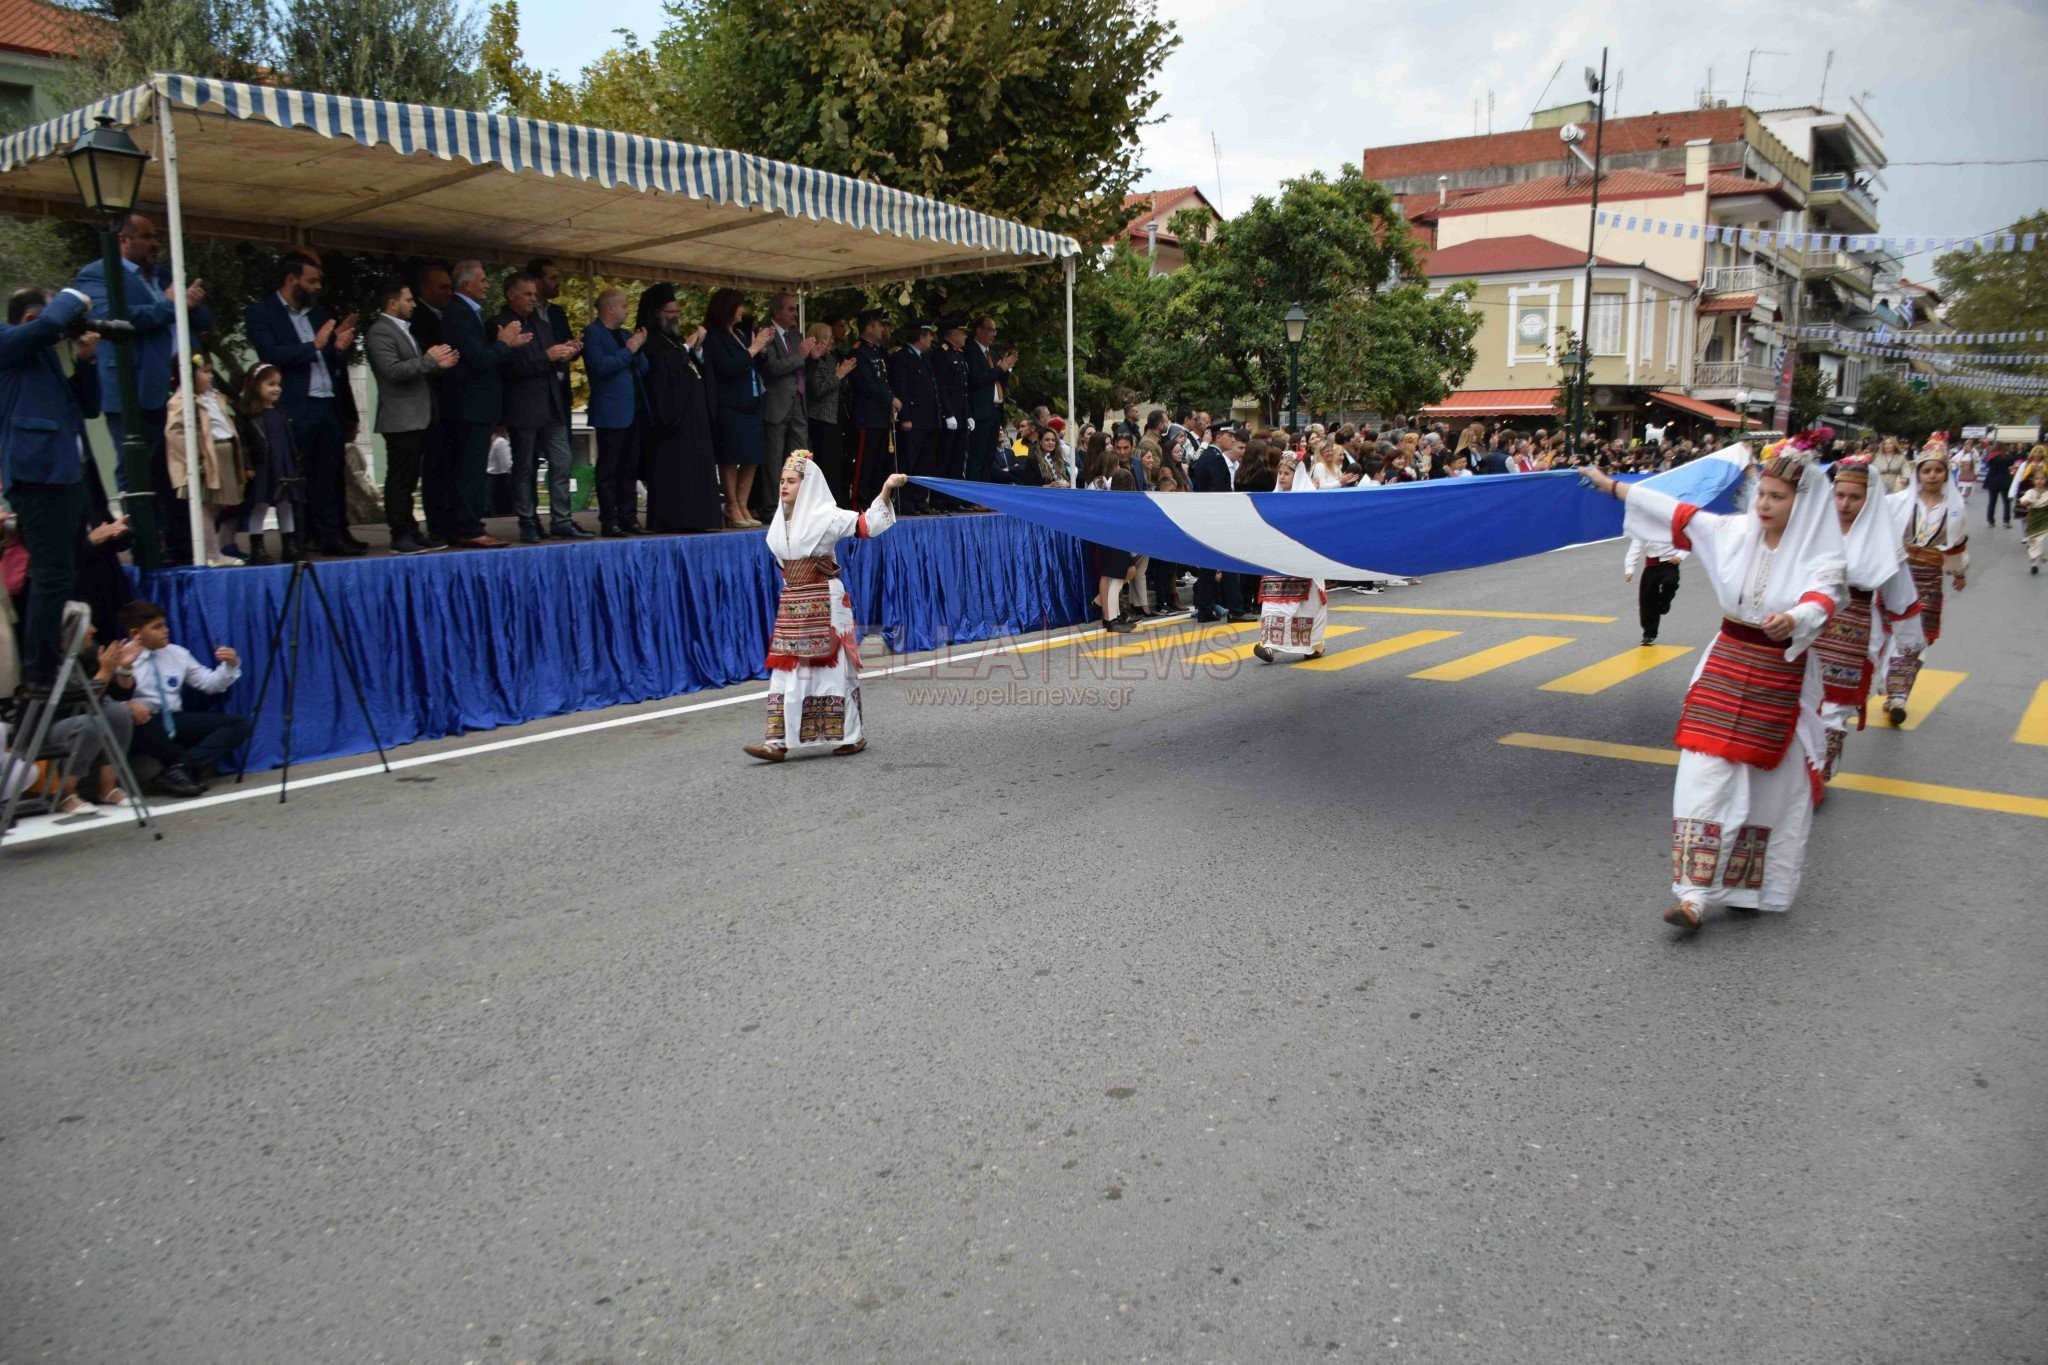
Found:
[931,314,972,511]
[846,307,899,507]
[887,320,942,515]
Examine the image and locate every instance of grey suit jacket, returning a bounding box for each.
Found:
[366,313,441,434]
[756,326,806,425]
[803,352,843,427]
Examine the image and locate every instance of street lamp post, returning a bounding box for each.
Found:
[1559,345,1585,456]
[1572,48,1609,458]
[1735,386,1751,440]
[63,116,157,570]
[1283,303,1307,433]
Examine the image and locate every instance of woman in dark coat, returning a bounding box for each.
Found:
[633,285,724,534]
[699,287,771,528]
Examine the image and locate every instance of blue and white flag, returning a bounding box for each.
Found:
[914,447,1751,580]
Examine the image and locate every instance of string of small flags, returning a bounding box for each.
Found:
[1924,372,2048,394]
[1592,211,2040,254]
[1792,323,2048,348]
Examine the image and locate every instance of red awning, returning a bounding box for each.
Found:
[1648,390,1745,428]
[1698,293,1759,315]
[1420,388,1562,417]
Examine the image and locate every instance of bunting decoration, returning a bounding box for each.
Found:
[1792,324,2048,347]
[1592,211,2039,255]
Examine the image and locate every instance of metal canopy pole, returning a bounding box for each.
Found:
[158,89,205,566]
[1063,255,1077,440]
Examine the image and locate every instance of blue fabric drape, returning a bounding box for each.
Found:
[136,516,1090,771]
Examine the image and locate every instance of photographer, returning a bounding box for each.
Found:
[0,284,102,696]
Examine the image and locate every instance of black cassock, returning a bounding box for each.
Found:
[636,334,723,532]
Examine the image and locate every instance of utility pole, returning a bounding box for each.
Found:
[1573,48,1609,456]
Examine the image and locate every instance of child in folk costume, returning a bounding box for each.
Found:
[744,454,907,762]
[1252,455,1331,664]
[1583,447,1846,931]
[1814,457,1921,782]
[2018,464,2048,575]
[1879,439,1968,727]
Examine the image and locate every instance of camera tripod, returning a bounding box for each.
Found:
[234,556,389,802]
[0,610,156,849]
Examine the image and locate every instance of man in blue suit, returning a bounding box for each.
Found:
[0,285,102,691]
[581,288,648,536]
[243,250,363,556]
[69,212,211,562]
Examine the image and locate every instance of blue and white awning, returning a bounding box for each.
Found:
[915,446,1750,579]
[0,75,1079,289]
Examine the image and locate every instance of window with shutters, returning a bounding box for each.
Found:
[1588,294,1624,355]
[1666,300,1682,371]
[1639,292,1656,362]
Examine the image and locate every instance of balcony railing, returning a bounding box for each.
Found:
[1693,360,1778,393]
[1809,171,1879,224]
[1702,264,1765,294]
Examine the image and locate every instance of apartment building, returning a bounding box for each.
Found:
[1112,186,1220,274]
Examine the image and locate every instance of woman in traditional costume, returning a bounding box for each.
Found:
[1252,455,1331,664]
[743,455,907,762]
[1582,447,1846,931]
[1814,456,1921,782]
[1878,439,1968,726]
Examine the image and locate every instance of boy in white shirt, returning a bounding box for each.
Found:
[117,599,250,798]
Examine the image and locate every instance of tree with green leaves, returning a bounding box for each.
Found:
[1789,364,1832,433]
[1305,281,1479,418]
[481,1,662,131]
[1933,209,2048,422]
[1847,371,1996,443]
[271,0,486,107]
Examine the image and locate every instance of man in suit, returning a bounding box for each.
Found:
[846,308,899,507]
[931,315,972,510]
[0,285,101,691]
[365,279,457,555]
[965,315,1015,484]
[69,211,212,562]
[406,261,460,546]
[886,321,942,515]
[244,250,363,556]
[581,287,648,537]
[495,271,588,542]
[526,258,575,425]
[1113,403,1142,446]
[1188,425,1248,623]
[753,290,816,520]
[439,259,525,548]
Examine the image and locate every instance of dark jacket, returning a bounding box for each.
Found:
[846,341,894,429]
[69,257,214,413]
[494,306,566,430]
[0,287,99,486]
[887,343,940,432]
[244,291,347,416]
[543,300,573,422]
[1190,445,1233,493]
[439,296,515,426]
[966,341,1007,424]
[700,327,762,416]
[932,344,969,424]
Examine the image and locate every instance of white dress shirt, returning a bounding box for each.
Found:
[132,643,240,718]
[280,292,335,399]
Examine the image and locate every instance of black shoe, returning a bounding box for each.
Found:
[147,765,205,799]
[553,522,596,540]
[419,532,449,550]
[1227,611,1257,623]
[1641,634,1657,646]
[1190,610,1223,623]
[244,537,272,566]
[317,538,366,557]
[600,524,630,538]
[341,532,371,551]
[1101,617,1135,634]
[2033,564,2040,575]
[1253,643,1276,663]
[1886,703,1907,727]
[390,533,429,555]
[619,522,648,535]
[519,525,542,544]
[278,534,304,562]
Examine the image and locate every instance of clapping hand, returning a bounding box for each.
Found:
[684,326,707,349]
[749,325,776,355]
[427,344,458,369]
[835,355,858,378]
[625,328,648,352]
[546,340,580,361]
[214,645,239,667]
[313,318,337,348]
[333,313,359,351]
[496,318,527,347]
[87,513,131,546]
[999,350,1018,369]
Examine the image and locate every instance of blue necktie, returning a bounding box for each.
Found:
[155,657,175,738]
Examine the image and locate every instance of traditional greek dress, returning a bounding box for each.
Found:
[1814,469,1921,780]
[1880,482,1967,710]
[1625,467,1846,915]
[761,459,896,754]
[2020,486,2048,566]
[1256,463,1331,657]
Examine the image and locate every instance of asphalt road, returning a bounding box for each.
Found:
[3,517,2043,1364]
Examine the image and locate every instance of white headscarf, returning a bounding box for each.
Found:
[1752,454,1848,622]
[1834,462,1903,590]
[768,453,850,560]
[1886,450,1967,546]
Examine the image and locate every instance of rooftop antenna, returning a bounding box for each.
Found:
[1211,131,1223,207]
[1741,48,1782,108]
[1528,60,1564,124]
[1473,96,1480,136]
[1610,68,1623,117]
[1703,65,1714,108]
[1486,89,1495,134]
[1816,48,1835,108]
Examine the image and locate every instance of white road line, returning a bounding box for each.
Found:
[1,627,1105,849]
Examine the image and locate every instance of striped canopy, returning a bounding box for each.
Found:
[0,74,1080,289]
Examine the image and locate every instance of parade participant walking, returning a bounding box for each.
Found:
[744,454,907,762]
[1583,447,1846,931]
[1253,455,1330,663]
[2018,464,2048,575]
[1624,529,1686,647]
[1813,457,1920,781]
[1880,440,1968,726]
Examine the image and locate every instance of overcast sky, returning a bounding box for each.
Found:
[522,0,2048,274]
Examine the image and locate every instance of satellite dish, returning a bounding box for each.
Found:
[1559,122,1585,145]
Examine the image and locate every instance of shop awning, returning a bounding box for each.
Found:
[0,74,1081,289]
[1698,293,1759,315]
[1648,390,1745,428]
[1420,388,1561,417]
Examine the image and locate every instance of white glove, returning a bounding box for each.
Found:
[945,417,958,431]
[967,418,976,432]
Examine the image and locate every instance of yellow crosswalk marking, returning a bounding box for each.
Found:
[1410,634,1576,681]
[1539,645,1692,694]
[1332,605,1617,623]
[2016,682,2048,747]
[1293,629,1461,672]
[1083,622,1257,661]
[1184,625,1363,667]
[1865,668,1967,731]
[1006,614,1189,656]
[1500,732,2048,820]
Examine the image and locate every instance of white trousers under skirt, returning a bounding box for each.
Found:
[1670,749,1815,913]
